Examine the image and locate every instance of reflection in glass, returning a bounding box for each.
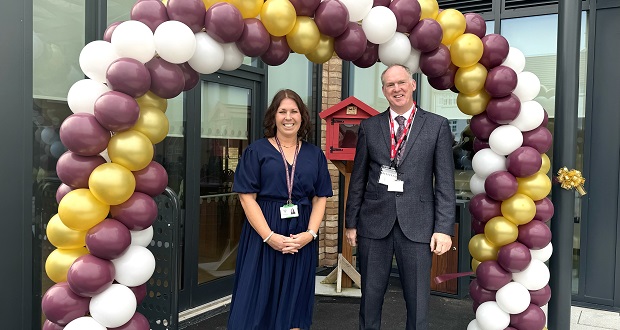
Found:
[338,124,359,148]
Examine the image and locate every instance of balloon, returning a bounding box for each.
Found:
[111,20,156,63]
[111,192,159,230]
[530,242,553,262]
[103,21,123,43]
[236,18,271,57]
[502,47,526,74]
[454,63,487,95]
[479,34,509,69]
[467,319,483,330]
[378,32,411,66]
[339,0,373,22]
[484,216,519,246]
[464,13,486,39]
[94,91,140,132]
[476,302,510,330]
[89,163,136,205]
[534,197,554,222]
[220,42,245,71]
[137,90,168,112]
[314,0,349,38]
[79,41,120,84]
[113,245,156,287]
[501,193,536,226]
[47,214,87,249]
[518,219,552,249]
[58,189,110,231]
[489,124,523,156]
[457,90,491,116]
[509,304,546,330]
[130,226,154,247]
[529,284,551,307]
[419,44,451,78]
[86,219,132,260]
[133,161,168,197]
[261,36,291,66]
[42,320,65,330]
[471,258,481,273]
[476,260,512,291]
[513,71,541,102]
[469,234,499,262]
[373,0,390,6]
[110,312,150,330]
[418,0,439,19]
[409,18,442,53]
[67,254,115,297]
[107,130,154,172]
[154,20,197,64]
[64,317,107,330]
[56,152,106,189]
[471,148,506,179]
[130,0,168,32]
[145,57,185,99]
[261,0,297,37]
[485,65,518,98]
[469,193,502,223]
[286,16,320,54]
[362,6,397,44]
[56,184,74,203]
[129,284,148,305]
[436,9,466,45]
[506,146,542,178]
[539,153,551,174]
[59,113,111,157]
[289,0,320,16]
[45,247,90,283]
[473,137,490,152]
[510,100,545,132]
[90,284,137,328]
[486,94,521,124]
[516,172,552,201]
[306,34,335,64]
[352,41,379,68]
[496,282,531,314]
[469,174,486,196]
[426,62,455,90]
[470,111,499,140]
[41,282,90,326]
[484,171,518,201]
[106,57,152,98]
[229,0,264,18]
[497,241,532,272]
[166,0,207,33]
[472,218,485,235]
[522,126,552,153]
[450,33,483,68]
[132,106,170,144]
[205,3,244,43]
[188,32,225,74]
[178,62,200,91]
[389,0,421,33]
[469,279,496,304]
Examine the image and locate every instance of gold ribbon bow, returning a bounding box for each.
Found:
[556,167,587,196]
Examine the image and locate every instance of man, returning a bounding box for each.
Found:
[345,64,456,330]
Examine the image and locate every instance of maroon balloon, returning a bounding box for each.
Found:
[289,0,321,16]
[518,219,552,249]
[472,301,481,313]
[56,152,105,189]
[541,109,549,127]
[334,22,367,61]
[86,219,132,260]
[485,65,518,98]
[43,320,65,330]
[111,192,159,230]
[470,112,499,140]
[166,0,206,33]
[469,278,497,304]
[56,183,74,203]
[236,18,271,57]
[110,312,150,330]
[67,254,116,297]
[484,171,518,201]
[464,13,486,39]
[129,284,148,305]
[261,36,290,66]
[352,41,379,68]
[469,193,502,223]
[41,282,90,326]
[486,94,521,124]
[479,34,510,69]
[314,0,349,38]
[133,161,168,197]
[145,57,185,99]
[94,91,140,132]
[409,19,443,53]
[374,0,391,6]
[510,304,546,330]
[535,198,555,222]
[59,113,111,157]
[419,44,451,78]
[472,218,485,235]
[103,21,123,42]
[476,260,512,291]
[506,146,542,178]
[505,328,518,330]
[427,63,457,90]
[178,62,200,92]
[473,138,490,152]
[529,284,551,307]
[106,58,152,98]
[389,0,421,33]
[522,126,552,153]
[130,0,169,32]
[497,241,532,272]
[205,2,244,43]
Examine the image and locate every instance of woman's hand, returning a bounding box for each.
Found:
[285,232,314,252]
[267,233,301,254]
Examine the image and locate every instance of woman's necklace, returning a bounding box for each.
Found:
[273,137,298,148]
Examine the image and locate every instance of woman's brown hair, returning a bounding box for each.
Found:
[263,89,311,139]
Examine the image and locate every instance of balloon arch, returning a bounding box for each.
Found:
[40,0,554,329]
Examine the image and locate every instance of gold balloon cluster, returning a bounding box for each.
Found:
[557,166,587,195]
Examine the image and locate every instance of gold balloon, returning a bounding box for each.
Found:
[517,172,552,201]
[471,258,481,273]
[501,193,536,225]
[468,234,499,262]
[108,130,154,171]
[457,90,490,116]
[261,0,297,37]
[436,9,466,45]
[89,163,136,205]
[58,189,110,231]
[306,34,335,64]
[229,0,263,18]
[454,63,487,95]
[539,153,551,173]
[136,91,167,113]
[132,106,170,144]
[418,0,439,20]
[286,16,321,54]
[46,214,87,249]
[450,33,484,68]
[45,247,89,283]
[484,216,519,247]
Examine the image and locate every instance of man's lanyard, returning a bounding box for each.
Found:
[389,105,416,162]
[274,136,300,205]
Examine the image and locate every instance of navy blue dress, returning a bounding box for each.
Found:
[227,138,333,330]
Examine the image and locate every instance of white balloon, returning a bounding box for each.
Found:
[467,319,483,330]
[362,6,397,44]
[154,20,197,64]
[513,71,541,102]
[476,301,510,330]
[112,245,156,287]
[221,42,244,71]
[79,40,119,83]
[469,174,486,195]
[403,48,422,74]
[510,100,545,132]
[111,20,156,63]
[64,317,107,330]
[488,125,523,156]
[67,79,111,115]
[471,148,507,178]
[100,149,111,163]
[188,32,224,74]
[496,282,531,314]
[339,0,373,22]
[131,226,154,247]
[90,284,137,328]
[512,259,550,291]
[378,32,412,66]
[501,47,526,74]
[530,242,553,262]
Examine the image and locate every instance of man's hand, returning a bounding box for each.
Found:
[430,233,452,255]
[345,228,357,247]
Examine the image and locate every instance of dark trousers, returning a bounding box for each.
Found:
[357,221,432,330]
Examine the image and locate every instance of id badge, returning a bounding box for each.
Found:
[379,165,398,185]
[387,180,404,192]
[280,204,299,219]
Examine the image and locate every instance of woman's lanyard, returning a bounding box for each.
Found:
[389,106,416,164]
[274,136,300,218]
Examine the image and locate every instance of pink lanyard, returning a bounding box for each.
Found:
[274,136,299,205]
[389,105,416,161]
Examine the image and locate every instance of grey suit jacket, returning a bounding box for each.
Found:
[345,106,456,243]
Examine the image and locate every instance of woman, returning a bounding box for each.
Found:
[227,89,333,330]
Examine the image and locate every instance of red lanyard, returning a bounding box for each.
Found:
[389,105,416,161]
[274,136,299,204]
